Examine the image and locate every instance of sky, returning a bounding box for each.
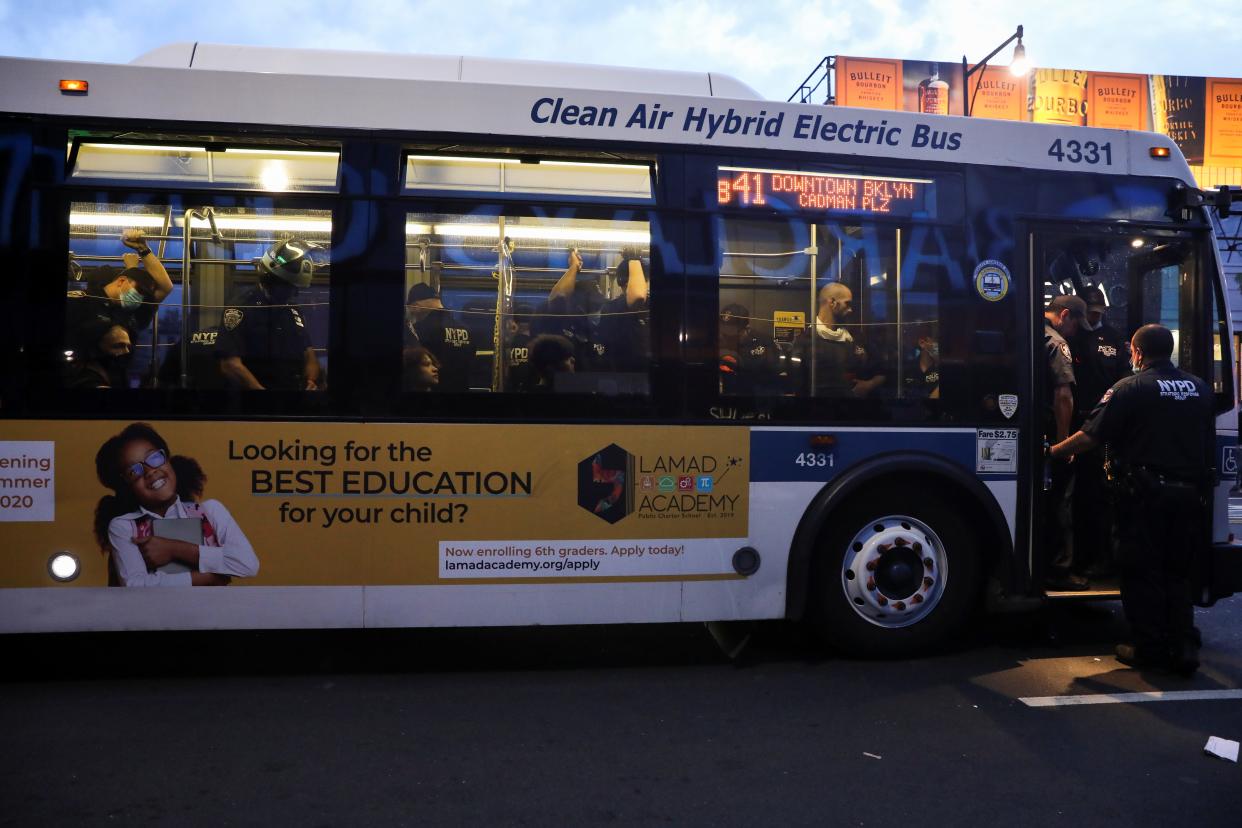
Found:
[0,0,1239,101]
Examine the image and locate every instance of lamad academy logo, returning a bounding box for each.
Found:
[577,444,743,524]
[578,443,634,524]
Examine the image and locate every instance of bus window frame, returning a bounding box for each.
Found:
[398,148,657,205]
[385,194,671,420]
[699,152,972,425]
[37,184,347,419]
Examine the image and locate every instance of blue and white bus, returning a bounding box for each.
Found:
[0,43,1237,654]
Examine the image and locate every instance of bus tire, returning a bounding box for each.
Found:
[808,489,982,657]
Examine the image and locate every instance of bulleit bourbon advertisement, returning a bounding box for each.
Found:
[1205,77,1242,169]
[1086,72,1150,130]
[836,56,903,111]
[832,53,1241,188]
[0,421,750,588]
[965,63,1026,121]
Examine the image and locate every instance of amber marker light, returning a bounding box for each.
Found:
[810,435,837,448]
[59,79,89,94]
[1150,147,1171,159]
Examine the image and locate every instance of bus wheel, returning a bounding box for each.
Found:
[810,492,982,656]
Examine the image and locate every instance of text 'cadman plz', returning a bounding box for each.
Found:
[529,97,964,152]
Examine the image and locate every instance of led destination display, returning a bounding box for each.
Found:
[717,166,933,217]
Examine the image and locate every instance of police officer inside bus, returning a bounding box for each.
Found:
[404,282,477,393]
[534,248,608,372]
[1043,294,1087,590]
[66,229,173,348]
[1050,324,1213,675]
[1070,286,1129,579]
[719,303,779,396]
[217,238,323,391]
[597,247,650,373]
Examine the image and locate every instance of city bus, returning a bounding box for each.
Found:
[1,43,1238,654]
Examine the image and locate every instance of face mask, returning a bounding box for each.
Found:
[1086,320,1103,332]
[267,283,297,304]
[102,353,133,386]
[119,288,143,310]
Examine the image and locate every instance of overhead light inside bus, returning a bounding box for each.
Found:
[407,154,525,165]
[404,153,653,200]
[224,148,339,158]
[85,143,208,154]
[407,155,648,172]
[425,223,650,244]
[260,164,290,192]
[69,140,342,193]
[69,212,333,233]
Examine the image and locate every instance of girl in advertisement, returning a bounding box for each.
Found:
[93,423,259,587]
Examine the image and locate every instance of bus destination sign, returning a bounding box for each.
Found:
[717,166,933,217]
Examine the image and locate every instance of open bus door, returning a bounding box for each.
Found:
[1030,224,1225,600]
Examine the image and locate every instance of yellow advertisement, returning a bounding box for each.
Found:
[0,421,749,588]
[1030,67,1089,126]
[965,63,1026,121]
[1205,78,1242,168]
[1086,72,1149,130]
[837,57,903,111]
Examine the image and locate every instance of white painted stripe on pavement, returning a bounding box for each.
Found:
[1021,690,1242,708]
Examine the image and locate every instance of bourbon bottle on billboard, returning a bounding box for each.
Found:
[1030,68,1088,125]
[918,64,950,115]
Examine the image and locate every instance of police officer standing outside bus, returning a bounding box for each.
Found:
[1043,294,1088,590]
[1051,324,1214,675]
[1070,287,1130,579]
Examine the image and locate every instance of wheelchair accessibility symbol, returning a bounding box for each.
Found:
[1223,446,1239,476]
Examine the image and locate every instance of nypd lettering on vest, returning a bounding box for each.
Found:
[1156,379,1200,400]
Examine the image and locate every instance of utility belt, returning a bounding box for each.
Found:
[1105,460,1211,498]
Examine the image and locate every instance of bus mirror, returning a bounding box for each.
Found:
[1176,184,1239,219]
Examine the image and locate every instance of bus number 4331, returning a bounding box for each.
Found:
[1048,139,1112,166]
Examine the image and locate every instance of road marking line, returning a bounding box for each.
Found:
[1021,690,1242,708]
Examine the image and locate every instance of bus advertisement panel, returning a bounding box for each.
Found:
[0,421,749,588]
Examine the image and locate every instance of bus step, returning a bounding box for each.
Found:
[1045,588,1121,600]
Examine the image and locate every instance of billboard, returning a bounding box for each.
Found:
[832,55,1241,187]
[0,421,749,588]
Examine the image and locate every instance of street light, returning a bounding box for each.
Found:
[961,25,1027,116]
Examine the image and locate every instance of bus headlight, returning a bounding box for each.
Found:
[48,552,80,582]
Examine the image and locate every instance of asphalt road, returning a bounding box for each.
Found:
[3,598,1241,826]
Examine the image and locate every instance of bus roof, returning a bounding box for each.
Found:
[0,45,1194,186]
[130,42,764,100]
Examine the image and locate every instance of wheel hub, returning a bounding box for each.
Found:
[840,515,947,629]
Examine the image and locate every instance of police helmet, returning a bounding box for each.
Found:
[257,238,321,288]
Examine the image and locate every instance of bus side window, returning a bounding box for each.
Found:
[716,220,899,401]
[403,213,651,395]
[717,217,808,399]
[66,203,332,393]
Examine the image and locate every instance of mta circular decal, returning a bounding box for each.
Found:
[973,260,1011,302]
